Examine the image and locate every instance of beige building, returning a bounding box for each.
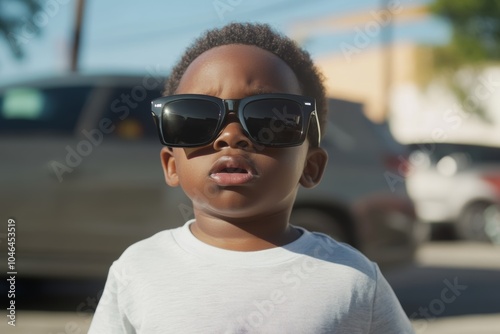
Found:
[288,4,428,123]
[314,43,419,123]
[288,5,500,146]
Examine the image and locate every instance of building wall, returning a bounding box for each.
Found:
[315,43,418,123]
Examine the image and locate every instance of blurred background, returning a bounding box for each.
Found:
[1,0,500,333]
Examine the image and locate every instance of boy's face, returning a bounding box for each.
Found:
[161,44,327,221]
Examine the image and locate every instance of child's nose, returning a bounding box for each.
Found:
[213,115,253,150]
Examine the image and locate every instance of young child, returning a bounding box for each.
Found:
[89,22,414,333]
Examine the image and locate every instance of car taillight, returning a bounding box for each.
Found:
[384,154,411,178]
[482,175,500,194]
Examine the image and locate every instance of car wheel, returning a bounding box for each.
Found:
[457,201,499,243]
[290,208,352,244]
[485,204,500,244]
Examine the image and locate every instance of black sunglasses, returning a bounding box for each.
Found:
[150,93,321,148]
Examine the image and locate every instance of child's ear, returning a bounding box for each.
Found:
[300,147,328,188]
[160,147,180,187]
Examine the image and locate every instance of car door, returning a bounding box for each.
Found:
[55,81,188,276]
[1,77,190,279]
[0,83,97,277]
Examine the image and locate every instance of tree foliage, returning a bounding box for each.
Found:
[423,0,500,120]
[430,0,500,70]
[0,0,43,60]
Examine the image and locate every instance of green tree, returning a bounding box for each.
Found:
[0,0,43,61]
[420,0,500,119]
[431,0,500,70]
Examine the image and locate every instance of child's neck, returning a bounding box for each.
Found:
[189,213,301,251]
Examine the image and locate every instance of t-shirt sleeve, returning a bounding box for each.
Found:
[88,263,135,334]
[370,265,415,334]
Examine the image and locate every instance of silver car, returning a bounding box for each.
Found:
[407,142,500,243]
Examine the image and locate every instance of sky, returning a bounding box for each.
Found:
[0,0,448,85]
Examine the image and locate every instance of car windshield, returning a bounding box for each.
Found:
[0,86,93,134]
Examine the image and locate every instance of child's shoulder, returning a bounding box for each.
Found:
[114,226,181,267]
[298,228,379,279]
[107,225,188,283]
[109,224,379,283]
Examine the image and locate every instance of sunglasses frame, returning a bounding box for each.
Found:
[150,93,321,148]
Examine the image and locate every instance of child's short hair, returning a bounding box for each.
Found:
[163,22,327,142]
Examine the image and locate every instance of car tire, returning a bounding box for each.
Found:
[290,208,353,244]
[457,201,498,243]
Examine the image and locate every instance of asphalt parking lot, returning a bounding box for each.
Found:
[1,241,499,333]
[385,241,500,334]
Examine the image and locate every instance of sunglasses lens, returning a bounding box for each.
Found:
[161,100,221,146]
[243,99,304,146]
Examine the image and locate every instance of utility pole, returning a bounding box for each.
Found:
[70,0,85,72]
[381,0,394,120]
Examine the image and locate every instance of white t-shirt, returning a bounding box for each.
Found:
[89,220,414,333]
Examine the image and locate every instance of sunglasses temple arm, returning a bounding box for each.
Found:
[151,112,169,146]
[312,110,321,146]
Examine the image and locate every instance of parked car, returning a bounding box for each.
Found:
[407,142,500,243]
[0,74,419,282]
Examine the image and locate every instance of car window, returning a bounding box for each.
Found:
[0,86,93,134]
[324,99,386,164]
[99,86,161,141]
[371,122,407,155]
[409,143,500,164]
[457,145,500,164]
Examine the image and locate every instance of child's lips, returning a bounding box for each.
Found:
[209,155,258,186]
